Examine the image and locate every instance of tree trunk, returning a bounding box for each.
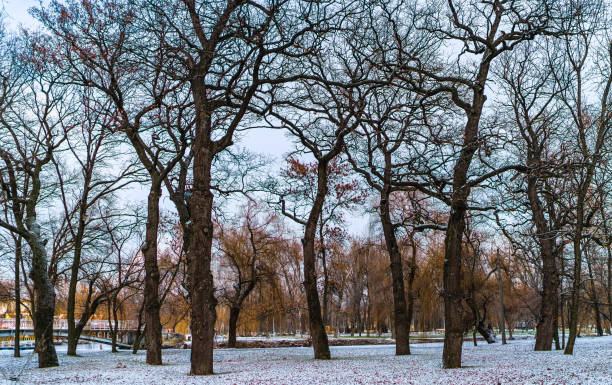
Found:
[132,300,145,354]
[565,202,585,355]
[133,327,144,354]
[606,243,612,335]
[560,254,566,348]
[227,306,240,348]
[496,249,507,345]
[527,176,559,351]
[320,236,329,328]
[442,202,467,368]
[66,246,84,356]
[553,316,560,350]
[69,295,102,355]
[107,298,118,353]
[598,203,612,335]
[379,189,411,355]
[14,236,21,358]
[28,224,58,368]
[407,236,417,344]
[561,296,565,348]
[112,296,120,352]
[586,254,603,336]
[301,163,331,359]
[142,183,163,365]
[66,176,91,357]
[188,121,217,375]
[475,320,495,343]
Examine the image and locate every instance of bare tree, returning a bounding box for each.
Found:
[0,32,75,368]
[36,0,192,364]
[378,0,561,367]
[139,0,341,373]
[548,8,612,353]
[492,42,571,350]
[50,88,141,356]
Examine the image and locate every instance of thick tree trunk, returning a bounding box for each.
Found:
[28,224,58,368]
[188,130,217,375]
[442,82,487,367]
[535,273,557,351]
[379,190,410,355]
[527,175,559,351]
[142,183,163,365]
[13,237,22,358]
[301,163,331,359]
[227,306,240,348]
[442,203,467,368]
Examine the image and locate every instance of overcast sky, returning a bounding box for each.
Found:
[3,0,38,29]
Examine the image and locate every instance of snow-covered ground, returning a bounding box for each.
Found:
[1,336,610,384]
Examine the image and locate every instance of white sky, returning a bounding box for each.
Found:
[2,0,38,29]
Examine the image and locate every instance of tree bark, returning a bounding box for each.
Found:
[302,163,331,359]
[142,183,163,365]
[227,306,240,348]
[28,223,59,368]
[441,68,488,367]
[379,190,410,355]
[527,175,559,351]
[442,201,468,368]
[188,109,217,374]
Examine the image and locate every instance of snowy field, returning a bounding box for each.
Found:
[1,336,610,385]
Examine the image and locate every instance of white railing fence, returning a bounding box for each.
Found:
[0,318,138,331]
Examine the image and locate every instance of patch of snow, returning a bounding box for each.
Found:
[0,336,610,384]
